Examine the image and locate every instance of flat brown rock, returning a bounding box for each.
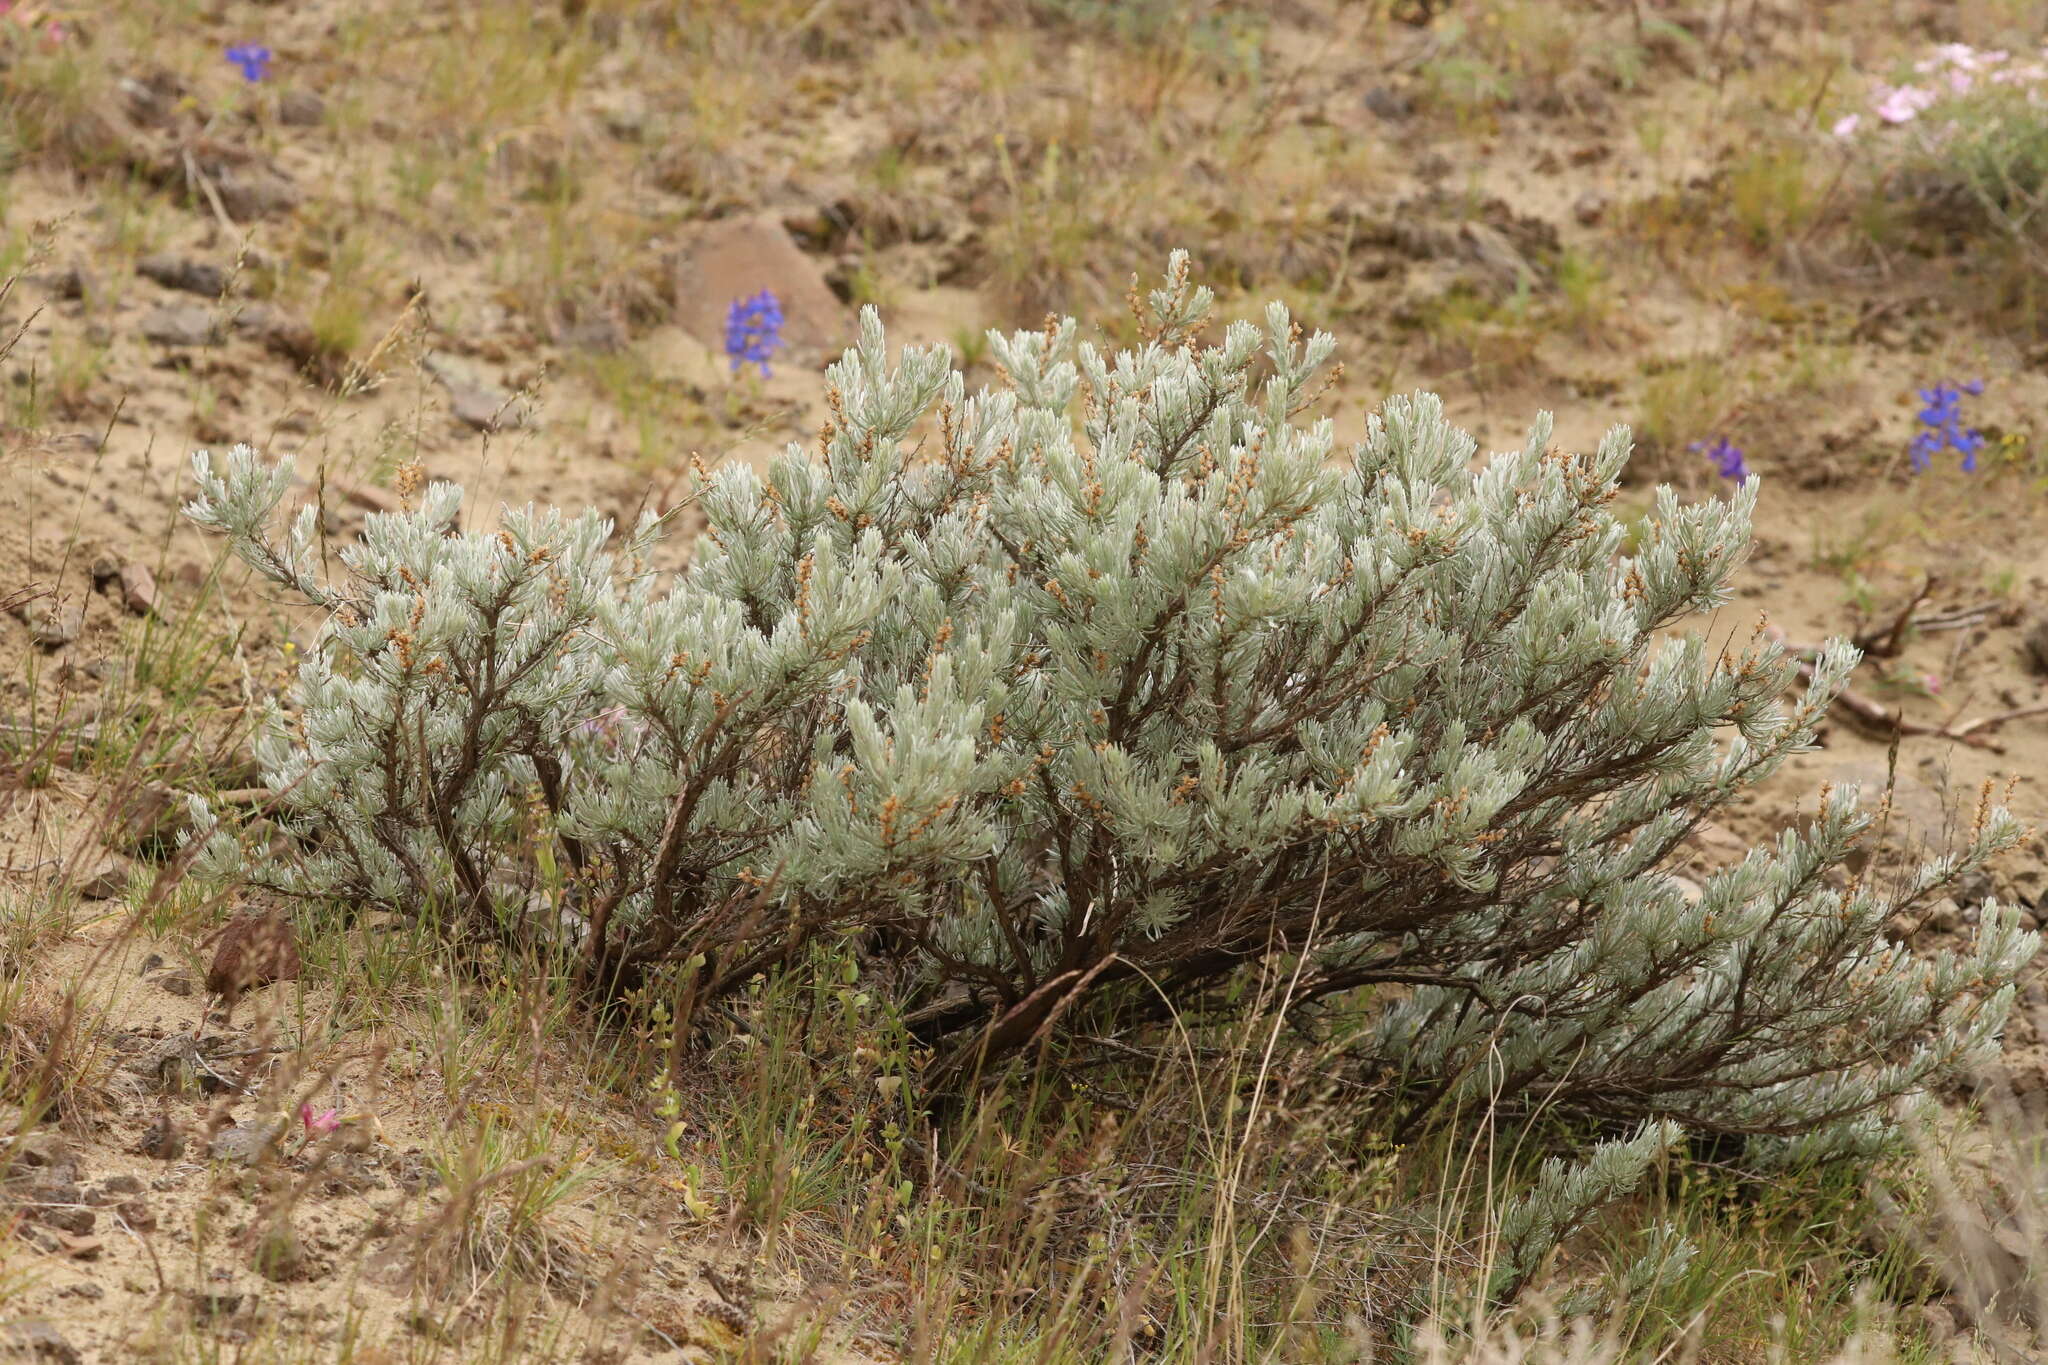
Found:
[673,215,846,375]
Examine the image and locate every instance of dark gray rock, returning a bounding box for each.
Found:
[137,254,228,298]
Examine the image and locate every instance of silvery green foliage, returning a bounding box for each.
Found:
[186,255,2033,1161]
[1492,1120,1681,1302]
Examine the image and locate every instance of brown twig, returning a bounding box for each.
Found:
[1768,626,2037,753]
[1853,574,1937,658]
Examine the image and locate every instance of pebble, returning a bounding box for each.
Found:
[18,1183,95,1236]
[113,1197,156,1232]
[137,254,228,299]
[70,855,129,902]
[277,89,327,127]
[1363,86,1413,121]
[119,561,159,616]
[136,1117,184,1161]
[140,305,222,348]
[209,1121,286,1166]
[423,353,522,432]
[12,597,83,648]
[0,1320,80,1364]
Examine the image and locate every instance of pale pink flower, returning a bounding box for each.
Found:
[1873,85,1938,124]
[1832,113,1862,139]
[300,1103,342,1136]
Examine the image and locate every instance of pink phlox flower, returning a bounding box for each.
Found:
[1873,84,1938,124]
[300,1103,342,1136]
[1832,113,1862,139]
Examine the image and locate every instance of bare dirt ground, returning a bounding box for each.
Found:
[4,0,2048,1359]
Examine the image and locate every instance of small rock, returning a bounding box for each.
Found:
[187,1290,244,1322]
[118,70,186,129]
[422,353,522,432]
[112,1197,156,1232]
[138,953,164,976]
[140,305,222,348]
[57,1282,103,1300]
[558,314,627,353]
[1458,221,1534,286]
[1573,189,1608,226]
[73,853,132,901]
[1926,898,1962,934]
[0,1320,80,1364]
[96,1174,144,1196]
[450,384,513,431]
[277,88,326,127]
[19,1184,95,1236]
[393,1154,442,1193]
[89,556,120,587]
[593,91,646,141]
[12,597,83,648]
[13,1131,70,1170]
[30,265,94,302]
[130,1034,203,1093]
[150,972,195,998]
[232,305,336,380]
[1668,875,1704,906]
[1363,85,1413,121]
[209,1121,285,1166]
[252,1221,305,1281]
[211,164,301,221]
[137,254,228,299]
[119,561,160,616]
[672,214,846,373]
[135,1117,184,1161]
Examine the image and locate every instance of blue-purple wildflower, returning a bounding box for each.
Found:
[723,290,785,378]
[1910,378,1986,472]
[1691,436,1750,483]
[226,43,272,83]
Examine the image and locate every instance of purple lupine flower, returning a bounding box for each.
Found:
[1910,379,1987,473]
[1691,437,1750,483]
[723,290,784,378]
[226,44,272,83]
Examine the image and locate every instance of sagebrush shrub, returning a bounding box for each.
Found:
[185,255,2034,1164]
